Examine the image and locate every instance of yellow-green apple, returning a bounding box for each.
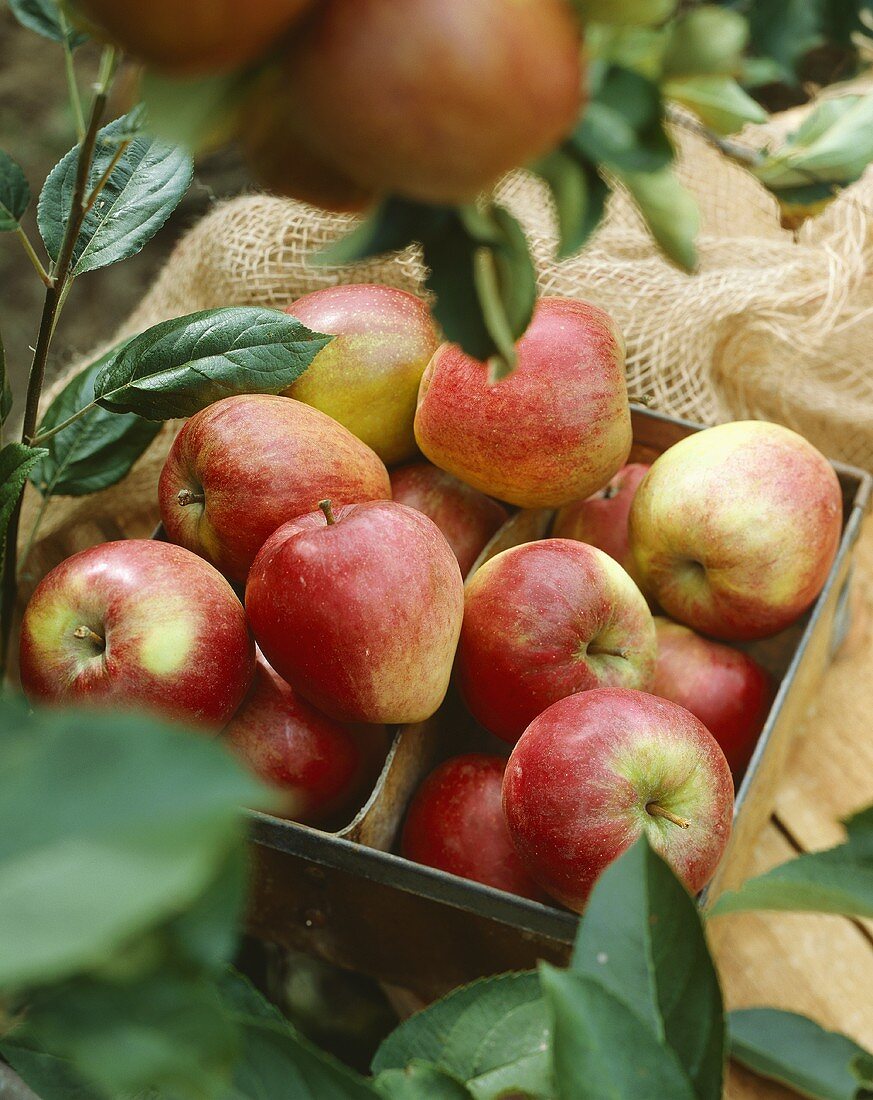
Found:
[401,754,547,901]
[414,298,631,508]
[389,461,509,576]
[224,652,388,824]
[246,500,464,724]
[502,688,734,910]
[652,617,771,778]
[553,462,650,584]
[629,421,842,640]
[284,285,440,465]
[74,0,314,74]
[19,539,254,728]
[159,394,391,584]
[268,0,583,205]
[455,539,656,743]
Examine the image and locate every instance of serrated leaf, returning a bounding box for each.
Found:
[617,164,699,271]
[92,307,333,420]
[662,6,749,78]
[38,112,193,276]
[710,804,873,918]
[540,966,698,1100]
[729,1009,873,1100]
[29,342,161,497]
[568,0,677,27]
[0,698,268,991]
[664,76,768,136]
[535,148,608,258]
[141,69,248,153]
[574,66,673,174]
[572,838,724,1100]
[465,1000,552,1100]
[8,0,86,47]
[375,1062,472,1099]
[0,149,31,232]
[0,443,48,572]
[0,1041,103,1100]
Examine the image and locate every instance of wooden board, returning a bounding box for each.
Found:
[715,513,873,1098]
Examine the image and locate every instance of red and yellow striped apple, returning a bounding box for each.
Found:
[19,539,254,728]
[502,688,734,910]
[455,539,656,743]
[414,298,631,508]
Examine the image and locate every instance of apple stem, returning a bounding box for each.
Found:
[318,499,336,525]
[646,802,690,829]
[73,625,105,647]
[177,489,205,507]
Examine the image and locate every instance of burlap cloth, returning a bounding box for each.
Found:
[19,90,873,586]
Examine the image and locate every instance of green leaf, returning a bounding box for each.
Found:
[534,148,608,259]
[0,698,268,990]
[38,112,193,277]
[662,6,749,78]
[375,1062,473,1099]
[617,164,699,271]
[141,69,249,153]
[166,845,248,972]
[0,442,48,572]
[92,307,333,419]
[567,0,677,27]
[710,804,873,918]
[314,195,430,268]
[572,838,724,1100]
[29,343,162,497]
[540,966,698,1100]
[17,968,239,1100]
[746,0,823,81]
[1,328,11,425]
[664,76,769,136]
[0,1041,103,1100]
[0,149,31,232]
[729,1009,873,1100]
[8,0,86,47]
[573,66,673,174]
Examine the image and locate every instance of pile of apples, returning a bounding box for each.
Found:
[18,286,844,913]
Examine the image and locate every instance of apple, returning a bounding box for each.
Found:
[401,754,546,901]
[552,462,650,583]
[19,539,254,728]
[267,0,583,205]
[158,394,391,584]
[652,617,771,778]
[414,298,631,508]
[389,462,509,576]
[455,539,656,743]
[284,285,440,466]
[74,0,314,75]
[246,500,464,724]
[629,421,843,640]
[224,652,388,825]
[503,688,734,910]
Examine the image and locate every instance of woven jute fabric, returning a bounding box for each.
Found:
[19,90,873,590]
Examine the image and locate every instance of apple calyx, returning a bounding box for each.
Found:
[73,624,105,651]
[646,801,690,829]
[318,499,336,525]
[177,488,205,507]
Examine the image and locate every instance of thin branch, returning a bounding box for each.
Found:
[15,226,51,287]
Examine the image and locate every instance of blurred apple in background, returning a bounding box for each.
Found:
[553,462,650,584]
[225,652,387,824]
[19,540,254,728]
[159,394,391,584]
[456,539,656,743]
[284,285,440,466]
[246,500,464,725]
[629,421,842,640]
[415,298,631,508]
[652,618,772,778]
[503,688,734,911]
[389,462,509,576]
[401,754,546,901]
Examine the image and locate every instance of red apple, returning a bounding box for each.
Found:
[552,462,650,583]
[629,421,843,640]
[456,539,656,743]
[158,394,391,584]
[269,0,583,205]
[389,462,509,576]
[414,298,631,508]
[652,617,771,778]
[401,754,546,901]
[284,285,440,466]
[224,652,387,824]
[19,539,254,728]
[503,688,734,911]
[246,500,464,724]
